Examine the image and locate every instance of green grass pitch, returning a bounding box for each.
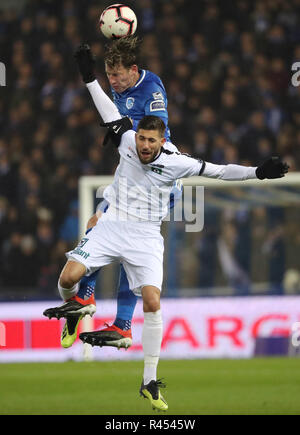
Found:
[1,358,299,415]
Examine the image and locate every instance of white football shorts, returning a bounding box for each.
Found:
[66,219,164,297]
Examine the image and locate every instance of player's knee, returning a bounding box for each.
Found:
[142,288,161,313]
[59,273,76,290]
[144,301,160,313]
[59,262,86,289]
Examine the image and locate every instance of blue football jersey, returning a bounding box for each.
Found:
[111,69,170,140]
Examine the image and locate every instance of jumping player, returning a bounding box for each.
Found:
[44,44,289,411]
[58,37,181,350]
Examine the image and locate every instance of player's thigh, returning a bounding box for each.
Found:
[66,221,121,275]
[122,258,163,299]
[142,286,161,313]
[122,230,164,293]
[59,260,87,288]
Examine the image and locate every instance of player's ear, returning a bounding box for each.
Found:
[160,137,166,147]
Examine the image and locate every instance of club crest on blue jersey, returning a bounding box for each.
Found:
[126,97,135,110]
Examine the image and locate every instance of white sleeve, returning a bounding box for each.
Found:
[172,154,205,179]
[118,130,136,155]
[86,80,122,123]
[202,162,258,181]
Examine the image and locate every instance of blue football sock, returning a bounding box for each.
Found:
[113,264,137,330]
[114,318,132,331]
[75,227,98,301]
[76,270,99,301]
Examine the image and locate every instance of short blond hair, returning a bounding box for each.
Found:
[104,36,141,69]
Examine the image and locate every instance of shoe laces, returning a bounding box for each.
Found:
[145,379,167,400]
[154,378,167,389]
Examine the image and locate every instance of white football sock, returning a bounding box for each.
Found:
[58,282,79,302]
[142,310,163,385]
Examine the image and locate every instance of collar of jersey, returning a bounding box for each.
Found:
[134,69,146,88]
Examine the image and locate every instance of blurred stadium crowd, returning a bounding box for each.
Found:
[0,0,300,298]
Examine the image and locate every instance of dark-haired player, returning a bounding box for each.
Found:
[44,45,289,410]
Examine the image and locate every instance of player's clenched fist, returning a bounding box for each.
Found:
[74,43,96,84]
[256,157,289,180]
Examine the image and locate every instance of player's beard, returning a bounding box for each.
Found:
[138,147,160,164]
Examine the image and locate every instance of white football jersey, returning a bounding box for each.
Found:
[102,130,204,224]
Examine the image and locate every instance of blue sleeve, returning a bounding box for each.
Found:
[144,97,168,126]
[132,119,139,131]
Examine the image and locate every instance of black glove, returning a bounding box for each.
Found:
[74,43,96,83]
[101,117,133,147]
[256,157,289,180]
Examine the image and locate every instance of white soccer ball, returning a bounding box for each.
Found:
[99,4,137,39]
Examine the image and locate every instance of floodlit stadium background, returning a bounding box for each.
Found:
[1,0,300,363]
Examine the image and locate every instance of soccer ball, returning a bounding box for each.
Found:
[99,4,137,39]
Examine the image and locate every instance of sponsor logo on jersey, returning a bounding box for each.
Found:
[126,97,135,110]
[72,238,90,259]
[152,92,164,100]
[71,248,90,260]
[150,100,166,112]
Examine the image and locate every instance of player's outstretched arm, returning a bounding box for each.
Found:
[74,44,121,124]
[202,157,289,181]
